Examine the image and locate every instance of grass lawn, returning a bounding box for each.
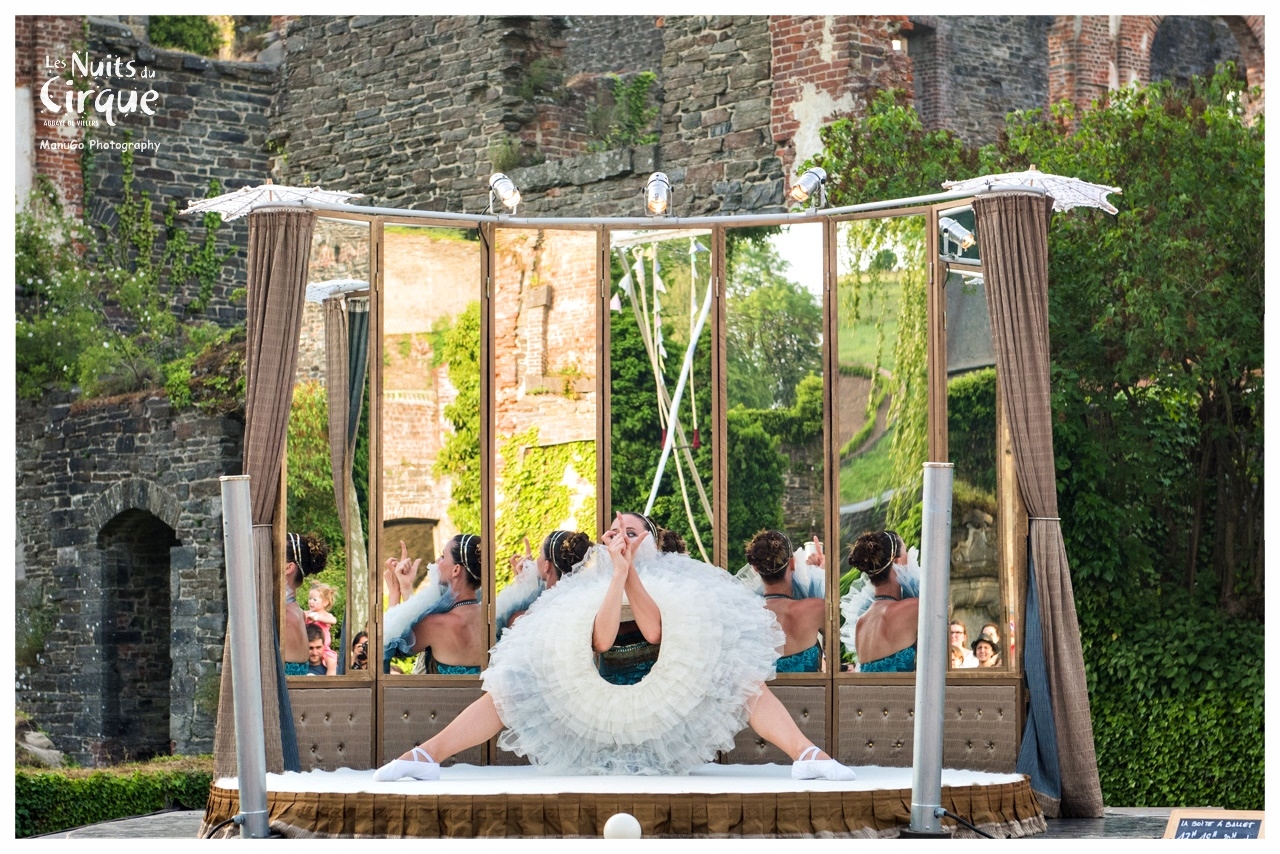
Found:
[837,274,903,373]
[839,425,896,505]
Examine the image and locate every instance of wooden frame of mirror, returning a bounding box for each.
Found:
[277,206,1024,699]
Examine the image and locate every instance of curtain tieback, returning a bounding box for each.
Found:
[1028,516,1060,522]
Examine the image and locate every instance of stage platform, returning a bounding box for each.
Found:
[201,763,1046,838]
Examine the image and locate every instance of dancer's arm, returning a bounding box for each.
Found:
[622,549,662,645]
[593,533,630,652]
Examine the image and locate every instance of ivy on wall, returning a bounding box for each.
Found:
[494,428,597,589]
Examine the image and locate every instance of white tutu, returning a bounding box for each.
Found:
[482,542,785,775]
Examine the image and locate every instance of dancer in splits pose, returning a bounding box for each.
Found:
[374,512,855,782]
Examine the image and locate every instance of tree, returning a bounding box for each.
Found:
[432,301,483,535]
[725,239,823,410]
[997,67,1263,616]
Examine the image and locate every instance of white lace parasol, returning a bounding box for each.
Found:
[942,165,1121,214]
[182,182,364,221]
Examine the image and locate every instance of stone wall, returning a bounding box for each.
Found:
[14,393,243,764]
[659,16,785,216]
[907,16,1051,148]
[81,17,279,327]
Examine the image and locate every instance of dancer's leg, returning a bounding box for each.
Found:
[747,685,821,760]
[417,691,504,762]
[748,685,857,780]
[374,692,504,781]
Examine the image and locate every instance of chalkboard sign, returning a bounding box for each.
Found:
[1163,810,1265,839]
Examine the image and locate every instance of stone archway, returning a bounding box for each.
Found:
[83,508,181,763]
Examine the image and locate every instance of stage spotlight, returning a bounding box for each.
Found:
[645,172,672,216]
[939,216,976,252]
[789,167,827,209]
[489,173,521,214]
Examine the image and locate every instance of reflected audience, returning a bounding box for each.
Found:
[350,631,370,671]
[382,534,485,674]
[950,621,979,668]
[305,624,334,676]
[373,511,855,782]
[973,633,1000,668]
[849,530,920,673]
[305,581,339,673]
[282,532,329,677]
[744,529,825,673]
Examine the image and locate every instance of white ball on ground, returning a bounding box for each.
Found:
[603,812,643,839]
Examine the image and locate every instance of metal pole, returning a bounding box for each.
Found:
[220,475,271,839]
[907,462,954,837]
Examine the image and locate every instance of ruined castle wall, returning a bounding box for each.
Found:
[80,17,278,327]
[908,16,1051,148]
[15,394,243,764]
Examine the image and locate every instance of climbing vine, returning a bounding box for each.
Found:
[494,428,597,589]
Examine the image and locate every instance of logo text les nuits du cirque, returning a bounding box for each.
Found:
[41,52,160,127]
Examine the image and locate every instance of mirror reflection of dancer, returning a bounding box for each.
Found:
[850,531,920,673]
[374,512,855,782]
[283,532,329,677]
[741,530,826,673]
[381,534,485,675]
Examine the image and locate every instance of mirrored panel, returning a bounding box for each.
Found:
[608,229,715,562]
[724,223,827,673]
[833,214,929,672]
[379,224,484,676]
[491,228,599,638]
[943,246,1008,671]
[285,216,371,678]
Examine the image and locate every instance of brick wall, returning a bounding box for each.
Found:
[80,18,278,327]
[770,15,912,179]
[907,16,1050,147]
[15,15,87,211]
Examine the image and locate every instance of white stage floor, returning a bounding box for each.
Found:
[217,762,1024,794]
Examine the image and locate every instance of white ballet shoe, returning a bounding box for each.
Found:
[373,746,440,782]
[791,745,857,781]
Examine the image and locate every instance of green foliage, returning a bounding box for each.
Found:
[589,72,660,152]
[148,15,224,56]
[432,302,483,534]
[947,367,997,493]
[805,88,982,205]
[14,179,99,399]
[1000,67,1264,615]
[14,763,213,838]
[725,239,823,410]
[15,146,235,403]
[495,429,596,588]
[285,379,348,638]
[1081,592,1264,809]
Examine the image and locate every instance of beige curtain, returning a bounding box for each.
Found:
[213,209,317,777]
[973,192,1103,818]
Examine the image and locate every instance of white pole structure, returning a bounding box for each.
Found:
[644,276,715,517]
[906,462,954,838]
[219,475,271,839]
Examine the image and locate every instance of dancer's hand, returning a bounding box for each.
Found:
[391,540,420,595]
[806,536,824,569]
[509,536,533,575]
